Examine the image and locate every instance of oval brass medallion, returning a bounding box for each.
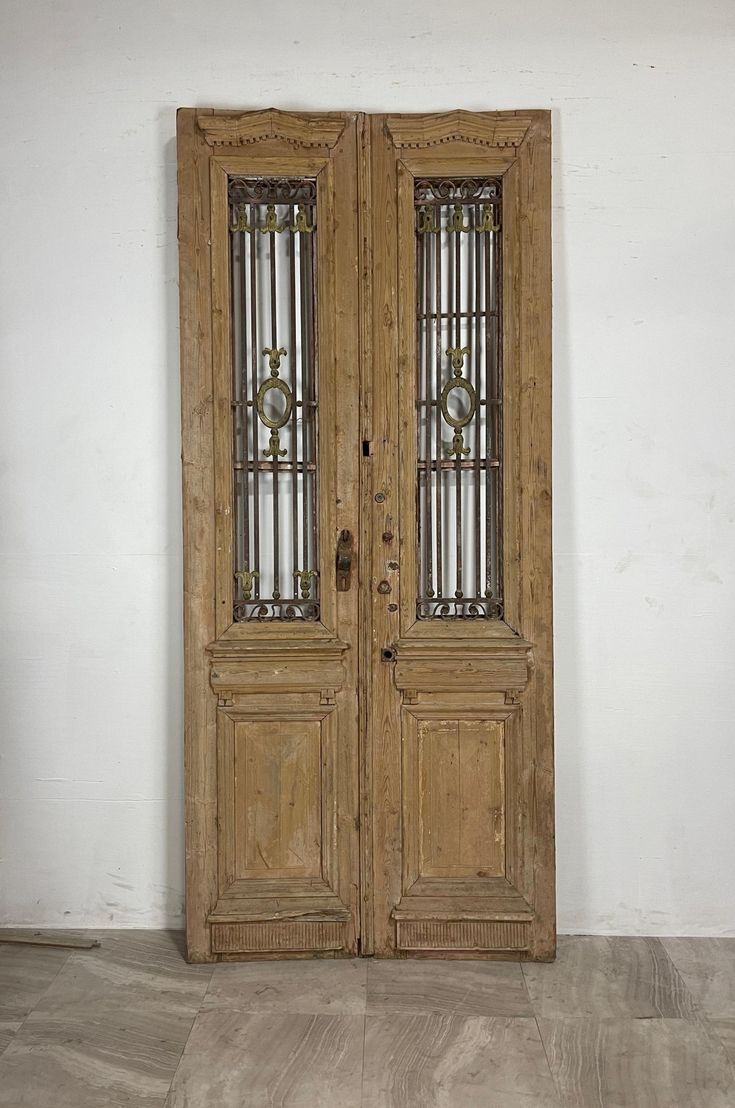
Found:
[441,347,475,457]
[257,347,293,459]
[257,374,293,429]
[440,374,476,430]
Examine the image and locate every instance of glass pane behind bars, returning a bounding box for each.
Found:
[229,177,319,621]
[415,178,503,620]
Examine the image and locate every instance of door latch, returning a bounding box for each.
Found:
[336,529,354,591]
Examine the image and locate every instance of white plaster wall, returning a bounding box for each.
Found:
[1,0,734,934]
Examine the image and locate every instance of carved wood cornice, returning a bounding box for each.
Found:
[386,110,532,150]
[197,108,347,149]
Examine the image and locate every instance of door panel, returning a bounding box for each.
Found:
[233,719,322,880]
[178,110,362,960]
[415,718,505,880]
[178,108,553,962]
[365,111,554,958]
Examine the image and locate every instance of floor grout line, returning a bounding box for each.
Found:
[150,943,215,1108]
[651,935,704,1022]
[359,1011,367,1108]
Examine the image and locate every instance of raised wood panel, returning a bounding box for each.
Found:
[418,719,505,880]
[234,720,321,879]
[403,707,517,894]
[218,707,339,901]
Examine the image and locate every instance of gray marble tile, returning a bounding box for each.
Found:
[367,957,533,1017]
[24,930,211,1035]
[0,930,212,1108]
[708,1018,735,1069]
[538,1016,735,1108]
[166,1010,364,1107]
[0,1025,175,1107]
[205,956,367,1014]
[0,1020,23,1057]
[662,938,735,1018]
[0,942,69,1024]
[362,1014,558,1107]
[522,935,696,1018]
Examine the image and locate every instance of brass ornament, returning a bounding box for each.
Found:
[230,202,253,233]
[290,203,314,233]
[257,347,293,458]
[441,346,476,457]
[263,346,287,373]
[294,569,317,599]
[235,570,259,600]
[416,206,440,234]
[263,429,287,459]
[447,203,471,233]
[259,203,285,234]
[479,204,501,233]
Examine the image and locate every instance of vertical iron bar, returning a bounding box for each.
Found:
[454,208,462,599]
[434,206,443,596]
[424,214,433,600]
[240,227,250,574]
[308,201,318,583]
[269,214,280,598]
[474,203,481,603]
[289,207,298,598]
[416,216,425,600]
[250,203,260,598]
[495,198,503,606]
[484,206,493,598]
[299,217,309,576]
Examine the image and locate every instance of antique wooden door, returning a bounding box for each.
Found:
[177,108,553,963]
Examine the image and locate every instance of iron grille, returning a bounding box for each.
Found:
[229,177,319,621]
[414,178,503,620]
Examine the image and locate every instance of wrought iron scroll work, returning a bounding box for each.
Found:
[229,177,320,622]
[415,177,503,620]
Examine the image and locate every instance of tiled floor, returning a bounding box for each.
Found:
[0,933,733,1106]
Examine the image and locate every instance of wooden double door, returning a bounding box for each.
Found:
[177,108,554,962]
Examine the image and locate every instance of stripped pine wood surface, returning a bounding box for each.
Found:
[178,108,554,961]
